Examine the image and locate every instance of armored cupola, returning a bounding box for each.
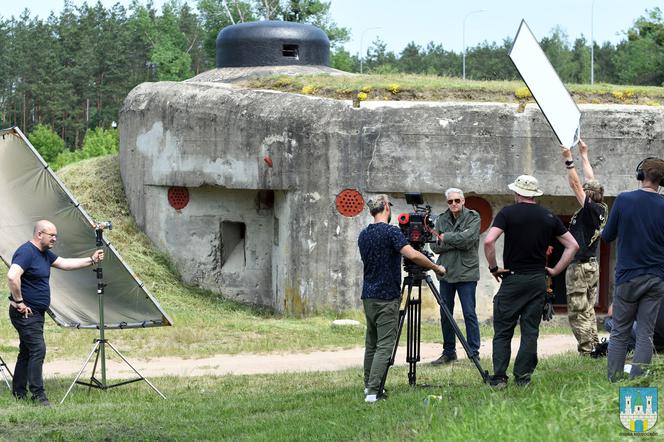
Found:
[216,20,330,68]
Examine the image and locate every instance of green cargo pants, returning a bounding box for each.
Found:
[565,260,600,353]
[363,297,400,395]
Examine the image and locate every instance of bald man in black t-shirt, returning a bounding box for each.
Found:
[484,175,578,388]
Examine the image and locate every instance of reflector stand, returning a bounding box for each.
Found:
[0,355,12,390]
[60,228,165,403]
[60,338,165,403]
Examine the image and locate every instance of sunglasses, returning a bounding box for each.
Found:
[447,198,462,205]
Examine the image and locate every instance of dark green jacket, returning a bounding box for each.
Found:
[430,207,480,283]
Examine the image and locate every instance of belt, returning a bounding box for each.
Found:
[576,257,597,264]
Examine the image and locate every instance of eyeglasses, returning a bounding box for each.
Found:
[447,199,462,205]
[40,231,57,238]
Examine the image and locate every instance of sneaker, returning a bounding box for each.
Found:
[365,394,378,403]
[31,395,51,407]
[431,353,457,366]
[488,375,508,389]
[364,387,387,397]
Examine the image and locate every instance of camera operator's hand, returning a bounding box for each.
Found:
[433,265,446,276]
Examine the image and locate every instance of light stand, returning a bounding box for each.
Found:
[0,354,12,390]
[60,222,165,403]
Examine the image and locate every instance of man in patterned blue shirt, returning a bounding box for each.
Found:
[358,194,446,403]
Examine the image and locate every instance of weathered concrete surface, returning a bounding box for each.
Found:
[187,65,348,83]
[119,79,664,316]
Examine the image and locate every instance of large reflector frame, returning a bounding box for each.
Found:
[509,19,581,147]
[0,127,172,329]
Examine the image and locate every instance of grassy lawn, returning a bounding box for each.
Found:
[0,353,661,441]
[243,73,664,106]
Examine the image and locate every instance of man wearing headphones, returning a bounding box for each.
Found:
[602,157,664,381]
[561,140,608,355]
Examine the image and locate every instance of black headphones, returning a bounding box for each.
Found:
[636,157,664,186]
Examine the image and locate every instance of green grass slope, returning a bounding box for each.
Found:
[0,155,375,359]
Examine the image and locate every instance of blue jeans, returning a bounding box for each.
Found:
[439,281,480,356]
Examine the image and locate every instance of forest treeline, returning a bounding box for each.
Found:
[1,1,663,150]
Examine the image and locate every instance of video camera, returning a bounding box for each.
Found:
[397,192,436,251]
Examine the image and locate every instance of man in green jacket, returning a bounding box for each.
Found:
[430,188,481,364]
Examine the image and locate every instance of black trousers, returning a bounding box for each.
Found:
[9,306,47,399]
[491,273,546,382]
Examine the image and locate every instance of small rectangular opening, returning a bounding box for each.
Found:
[282,44,299,58]
[220,221,246,269]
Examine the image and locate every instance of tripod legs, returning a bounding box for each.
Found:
[379,272,489,393]
[406,282,421,386]
[379,274,422,392]
[60,339,166,404]
[0,355,12,390]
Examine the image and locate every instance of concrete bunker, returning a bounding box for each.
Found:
[119,23,664,318]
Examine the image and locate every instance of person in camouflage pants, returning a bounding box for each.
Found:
[561,140,607,354]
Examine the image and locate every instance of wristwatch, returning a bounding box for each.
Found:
[489,265,498,273]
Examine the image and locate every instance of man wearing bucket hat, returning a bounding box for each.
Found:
[484,175,578,388]
[560,139,608,355]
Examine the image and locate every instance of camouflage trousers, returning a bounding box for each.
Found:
[565,260,600,353]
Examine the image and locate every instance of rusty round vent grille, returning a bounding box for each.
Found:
[168,187,190,210]
[336,189,364,217]
[464,196,492,234]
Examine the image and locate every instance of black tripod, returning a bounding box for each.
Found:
[60,223,165,403]
[379,256,489,392]
[0,354,12,390]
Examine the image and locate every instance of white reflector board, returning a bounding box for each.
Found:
[509,19,581,147]
[0,127,172,329]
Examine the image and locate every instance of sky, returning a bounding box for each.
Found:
[2,0,661,55]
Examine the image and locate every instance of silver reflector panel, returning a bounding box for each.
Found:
[0,127,172,329]
[509,19,581,147]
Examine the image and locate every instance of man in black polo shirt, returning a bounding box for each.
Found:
[7,220,104,406]
[561,139,607,355]
[484,175,578,387]
[358,194,446,403]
